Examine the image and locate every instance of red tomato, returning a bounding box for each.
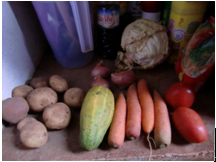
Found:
[172,107,208,143]
[165,82,195,109]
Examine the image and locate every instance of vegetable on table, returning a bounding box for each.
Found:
[111,69,135,89]
[12,85,34,98]
[30,77,49,88]
[91,60,110,78]
[125,84,141,140]
[115,18,169,70]
[49,75,68,93]
[26,87,58,112]
[64,88,86,108]
[91,75,109,88]
[42,102,71,129]
[2,97,29,124]
[137,79,154,159]
[17,117,48,149]
[108,92,127,149]
[165,82,195,109]
[79,85,115,151]
[153,90,171,149]
[172,107,208,143]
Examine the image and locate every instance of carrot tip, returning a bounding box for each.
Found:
[128,136,136,140]
[112,144,119,149]
[159,144,168,149]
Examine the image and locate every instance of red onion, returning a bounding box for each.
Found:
[111,70,135,89]
[91,60,110,78]
[91,75,110,88]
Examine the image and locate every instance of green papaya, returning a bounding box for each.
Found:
[79,85,115,151]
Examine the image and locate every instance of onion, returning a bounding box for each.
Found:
[91,60,110,78]
[91,75,110,88]
[111,70,135,89]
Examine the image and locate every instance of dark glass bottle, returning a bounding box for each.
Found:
[97,2,121,60]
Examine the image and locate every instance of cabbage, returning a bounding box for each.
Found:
[115,19,169,70]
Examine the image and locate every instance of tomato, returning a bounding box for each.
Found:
[172,107,208,143]
[165,82,195,109]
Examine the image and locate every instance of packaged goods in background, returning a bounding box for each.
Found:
[141,1,163,23]
[97,1,121,60]
[127,1,142,20]
[119,2,134,46]
[175,16,215,93]
[120,1,127,16]
[162,1,172,28]
[167,1,208,64]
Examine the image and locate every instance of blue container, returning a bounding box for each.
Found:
[32,1,94,68]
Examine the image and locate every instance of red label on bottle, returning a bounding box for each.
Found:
[98,8,119,28]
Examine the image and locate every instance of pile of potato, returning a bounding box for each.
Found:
[2,75,86,149]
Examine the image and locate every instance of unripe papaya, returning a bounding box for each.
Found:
[79,85,115,151]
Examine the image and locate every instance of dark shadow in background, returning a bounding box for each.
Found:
[8,1,51,68]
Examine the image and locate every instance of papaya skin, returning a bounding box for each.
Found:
[79,85,115,151]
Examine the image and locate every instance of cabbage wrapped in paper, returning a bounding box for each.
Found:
[115,19,169,70]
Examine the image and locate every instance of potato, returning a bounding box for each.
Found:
[2,97,29,124]
[43,102,71,129]
[30,77,49,88]
[17,117,48,148]
[12,85,34,98]
[64,88,85,108]
[49,75,68,93]
[26,87,58,112]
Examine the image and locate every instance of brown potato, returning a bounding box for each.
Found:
[49,75,68,93]
[26,87,58,112]
[43,102,71,129]
[12,85,34,98]
[17,117,48,148]
[30,77,49,88]
[64,88,86,108]
[2,97,29,124]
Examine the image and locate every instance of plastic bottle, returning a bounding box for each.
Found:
[167,1,208,64]
[141,1,163,23]
[32,1,94,69]
[97,1,121,60]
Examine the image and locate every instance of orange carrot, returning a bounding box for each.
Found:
[137,79,154,134]
[125,84,141,140]
[153,90,171,148]
[137,79,155,160]
[108,92,127,149]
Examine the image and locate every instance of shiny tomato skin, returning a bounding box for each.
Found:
[165,82,195,109]
[172,107,208,143]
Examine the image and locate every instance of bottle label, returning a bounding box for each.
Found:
[142,11,161,23]
[127,1,142,19]
[98,8,119,28]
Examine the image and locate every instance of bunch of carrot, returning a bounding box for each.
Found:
[108,79,171,157]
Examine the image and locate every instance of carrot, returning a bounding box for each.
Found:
[137,79,155,160]
[137,79,154,134]
[153,90,171,148]
[108,92,127,149]
[125,84,141,140]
